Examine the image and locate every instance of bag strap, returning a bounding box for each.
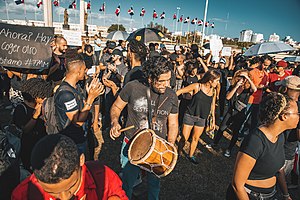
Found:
[146,88,153,129]
[85,161,105,200]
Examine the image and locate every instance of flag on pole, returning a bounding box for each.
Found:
[53,0,59,7]
[173,13,177,20]
[115,5,120,16]
[153,10,158,19]
[205,21,209,27]
[178,15,183,22]
[210,22,215,28]
[140,7,145,16]
[69,0,76,9]
[128,6,134,16]
[197,19,203,26]
[184,17,190,23]
[191,18,197,24]
[87,1,91,9]
[99,2,105,12]
[14,0,24,5]
[36,0,42,8]
[160,12,165,19]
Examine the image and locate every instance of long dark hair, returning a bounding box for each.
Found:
[198,70,221,84]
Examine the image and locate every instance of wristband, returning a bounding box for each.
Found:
[283,194,290,198]
[85,103,92,107]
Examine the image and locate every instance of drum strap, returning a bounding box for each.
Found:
[146,87,161,130]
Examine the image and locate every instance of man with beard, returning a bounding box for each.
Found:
[123,39,148,86]
[110,56,178,200]
[46,36,68,86]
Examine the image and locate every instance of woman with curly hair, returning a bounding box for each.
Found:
[13,78,53,172]
[226,92,298,200]
[207,69,257,157]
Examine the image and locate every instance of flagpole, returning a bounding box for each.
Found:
[193,24,197,43]
[162,18,165,33]
[187,21,190,45]
[34,7,37,21]
[24,1,27,23]
[117,16,120,31]
[180,21,183,44]
[142,17,144,28]
[104,9,106,27]
[175,7,180,44]
[200,0,209,47]
[5,0,9,20]
[90,0,92,25]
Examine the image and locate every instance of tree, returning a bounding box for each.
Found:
[107,24,126,33]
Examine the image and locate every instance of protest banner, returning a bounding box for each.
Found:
[0,23,54,69]
[0,22,54,69]
[61,30,82,46]
[222,47,232,57]
[210,38,223,58]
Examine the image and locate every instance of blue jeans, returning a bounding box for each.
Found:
[120,140,160,200]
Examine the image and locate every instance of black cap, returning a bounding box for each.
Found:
[107,41,116,49]
[169,53,179,61]
[112,49,123,57]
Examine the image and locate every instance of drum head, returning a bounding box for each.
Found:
[129,130,153,162]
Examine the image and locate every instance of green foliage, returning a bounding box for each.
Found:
[107,24,126,33]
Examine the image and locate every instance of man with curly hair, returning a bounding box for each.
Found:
[110,56,179,200]
[12,134,128,200]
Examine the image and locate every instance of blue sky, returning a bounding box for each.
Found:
[0,0,299,41]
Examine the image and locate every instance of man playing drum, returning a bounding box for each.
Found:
[110,56,179,200]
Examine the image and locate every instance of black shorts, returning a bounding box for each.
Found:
[183,113,206,127]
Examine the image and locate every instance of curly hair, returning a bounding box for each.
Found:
[259,92,292,126]
[231,69,251,89]
[20,78,53,102]
[127,39,147,63]
[143,56,171,81]
[31,134,80,184]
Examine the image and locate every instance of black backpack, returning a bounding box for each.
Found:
[42,84,76,134]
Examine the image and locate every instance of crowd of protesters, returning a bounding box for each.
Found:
[0,33,299,200]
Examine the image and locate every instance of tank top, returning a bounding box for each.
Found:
[186,89,213,119]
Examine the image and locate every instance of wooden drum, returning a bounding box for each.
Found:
[128,129,178,178]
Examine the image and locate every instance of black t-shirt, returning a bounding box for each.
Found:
[46,53,66,85]
[240,128,285,180]
[228,86,252,109]
[186,89,213,119]
[55,81,86,144]
[81,53,94,69]
[123,66,146,86]
[119,80,178,139]
[284,101,300,160]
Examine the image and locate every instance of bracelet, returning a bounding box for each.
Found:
[283,193,290,198]
[85,103,92,107]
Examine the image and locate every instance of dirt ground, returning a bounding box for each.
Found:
[1,99,299,200]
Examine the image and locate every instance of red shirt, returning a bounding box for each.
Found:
[268,71,291,92]
[249,68,269,104]
[12,164,128,200]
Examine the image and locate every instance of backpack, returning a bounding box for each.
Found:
[42,84,75,134]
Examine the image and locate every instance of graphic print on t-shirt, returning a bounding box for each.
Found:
[64,98,77,111]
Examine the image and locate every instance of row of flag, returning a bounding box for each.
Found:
[13,0,215,28]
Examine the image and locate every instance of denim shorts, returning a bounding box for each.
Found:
[183,113,206,127]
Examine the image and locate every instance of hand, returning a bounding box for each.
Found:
[258,84,265,89]
[87,78,105,99]
[240,73,250,81]
[236,79,244,87]
[108,64,117,72]
[33,103,42,119]
[110,121,122,140]
[103,78,117,89]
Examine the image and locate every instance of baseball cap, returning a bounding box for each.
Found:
[112,49,123,57]
[277,60,288,68]
[211,56,220,63]
[220,58,226,64]
[174,45,181,51]
[107,41,116,49]
[275,75,300,90]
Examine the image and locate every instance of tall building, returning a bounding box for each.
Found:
[239,30,253,42]
[251,33,264,43]
[269,33,280,42]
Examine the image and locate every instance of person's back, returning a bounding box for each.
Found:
[12,134,128,200]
